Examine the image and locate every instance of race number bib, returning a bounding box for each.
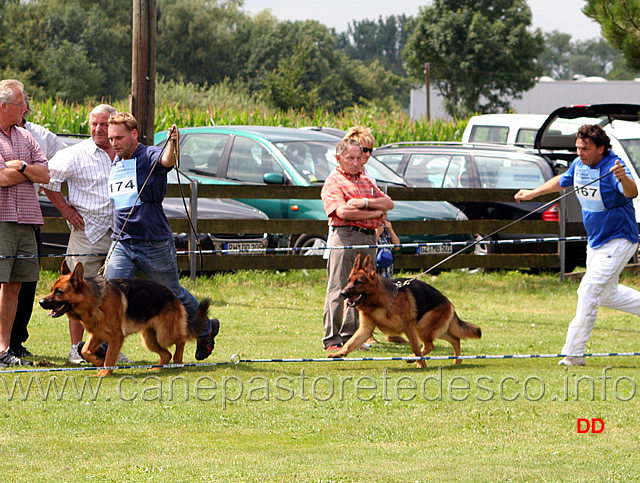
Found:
[574,165,605,212]
[109,158,141,210]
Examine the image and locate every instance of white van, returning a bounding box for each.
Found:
[462,114,548,146]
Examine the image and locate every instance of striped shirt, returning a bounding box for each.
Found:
[0,125,48,224]
[321,166,386,230]
[42,138,113,244]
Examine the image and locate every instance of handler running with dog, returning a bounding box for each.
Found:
[515,124,640,366]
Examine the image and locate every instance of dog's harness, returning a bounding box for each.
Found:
[392,278,445,321]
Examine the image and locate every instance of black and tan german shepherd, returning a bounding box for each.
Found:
[328,254,481,367]
[39,262,210,376]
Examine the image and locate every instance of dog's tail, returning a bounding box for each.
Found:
[186,298,211,339]
[451,313,482,340]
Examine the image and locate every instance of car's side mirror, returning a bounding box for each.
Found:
[264,172,285,184]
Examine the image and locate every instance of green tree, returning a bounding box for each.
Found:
[584,0,640,70]
[0,0,130,101]
[239,18,401,112]
[538,31,574,79]
[38,41,102,100]
[156,0,246,85]
[403,0,544,118]
[257,21,352,112]
[338,15,410,76]
[538,30,636,80]
[571,37,620,78]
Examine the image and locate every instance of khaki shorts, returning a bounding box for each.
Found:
[0,222,39,283]
[65,228,113,277]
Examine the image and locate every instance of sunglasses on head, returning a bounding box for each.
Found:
[362,147,373,154]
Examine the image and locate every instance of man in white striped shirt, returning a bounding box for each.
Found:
[41,104,118,363]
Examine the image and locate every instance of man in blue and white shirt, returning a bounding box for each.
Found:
[41,104,119,364]
[515,124,640,366]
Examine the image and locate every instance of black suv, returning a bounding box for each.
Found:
[373,142,585,268]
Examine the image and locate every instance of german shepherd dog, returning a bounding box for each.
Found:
[328,254,481,367]
[39,262,210,376]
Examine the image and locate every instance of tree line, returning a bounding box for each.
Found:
[0,0,637,118]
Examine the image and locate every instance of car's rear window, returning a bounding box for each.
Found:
[515,128,538,145]
[469,126,509,143]
[475,156,546,189]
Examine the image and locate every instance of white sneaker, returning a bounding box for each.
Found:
[558,356,586,366]
[117,352,133,363]
[68,344,87,364]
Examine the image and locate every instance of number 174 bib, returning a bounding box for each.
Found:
[109,158,141,210]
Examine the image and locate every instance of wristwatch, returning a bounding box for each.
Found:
[18,160,27,173]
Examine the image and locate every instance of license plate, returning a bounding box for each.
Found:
[418,243,452,254]
[223,242,265,254]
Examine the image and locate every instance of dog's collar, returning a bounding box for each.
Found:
[394,279,412,290]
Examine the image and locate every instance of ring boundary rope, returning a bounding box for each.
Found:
[0,235,595,260]
[2,351,639,374]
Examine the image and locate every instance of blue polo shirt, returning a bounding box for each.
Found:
[109,143,173,241]
[559,151,638,248]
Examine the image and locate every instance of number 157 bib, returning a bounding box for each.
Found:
[109,158,141,210]
[574,165,605,212]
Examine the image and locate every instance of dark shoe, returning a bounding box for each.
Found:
[77,341,107,361]
[10,345,34,358]
[196,318,219,360]
[0,348,34,366]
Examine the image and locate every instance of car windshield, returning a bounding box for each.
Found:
[273,140,407,185]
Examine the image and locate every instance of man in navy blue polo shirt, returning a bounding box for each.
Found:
[105,112,219,361]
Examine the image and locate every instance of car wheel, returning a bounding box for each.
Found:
[293,234,327,256]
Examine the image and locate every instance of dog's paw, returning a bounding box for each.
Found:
[94,369,113,377]
[327,351,346,359]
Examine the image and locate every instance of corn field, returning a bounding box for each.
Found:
[28,95,466,145]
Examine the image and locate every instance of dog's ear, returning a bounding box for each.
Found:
[61,260,71,275]
[363,254,375,273]
[353,253,362,269]
[70,262,85,288]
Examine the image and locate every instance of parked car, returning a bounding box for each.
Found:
[534,103,640,221]
[39,170,271,258]
[154,126,472,255]
[373,141,586,268]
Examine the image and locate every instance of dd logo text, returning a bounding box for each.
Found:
[577,418,604,433]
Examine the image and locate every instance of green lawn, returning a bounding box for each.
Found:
[2,268,639,481]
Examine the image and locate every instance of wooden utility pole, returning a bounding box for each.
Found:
[131,0,156,145]
[424,62,431,122]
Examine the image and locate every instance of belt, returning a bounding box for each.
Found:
[336,225,375,236]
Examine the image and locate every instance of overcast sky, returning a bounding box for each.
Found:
[242,0,602,41]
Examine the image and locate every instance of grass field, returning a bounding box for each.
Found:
[2,267,639,481]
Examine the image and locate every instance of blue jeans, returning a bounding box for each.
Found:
[104,238,208,336]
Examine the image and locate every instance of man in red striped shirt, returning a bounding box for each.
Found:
[321,138,394,351]
[0,79,50,367]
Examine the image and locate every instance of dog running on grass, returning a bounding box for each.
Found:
[39,261,210,376]
[328,254,481,367]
